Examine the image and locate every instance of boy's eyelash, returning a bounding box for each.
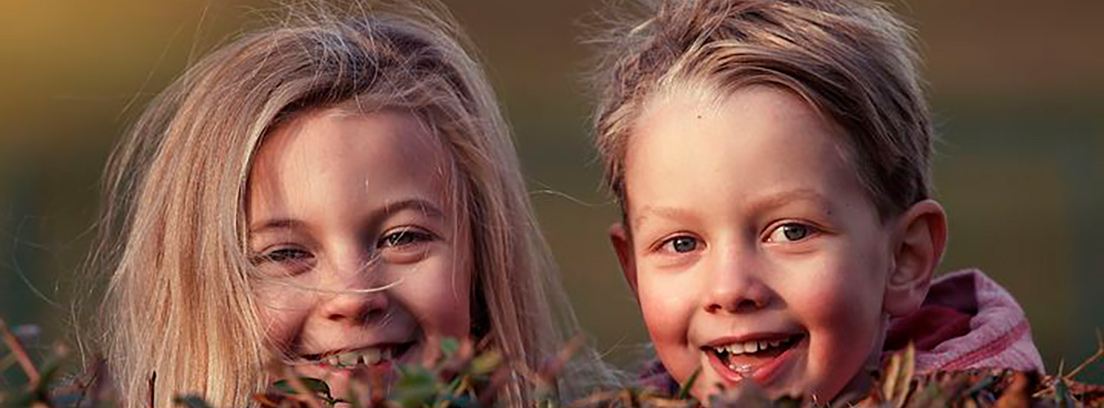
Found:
[652,233,703,254]
[764,221,822,243]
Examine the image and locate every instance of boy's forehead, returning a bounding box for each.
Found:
[639,80,727,121]
[622,85,879,228]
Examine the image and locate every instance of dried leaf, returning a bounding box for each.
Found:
[992,373,1032,408]
[883,343,916,408]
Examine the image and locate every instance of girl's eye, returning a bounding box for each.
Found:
[661,236,700,254]
[766,223,817,243]
[253,247,312,264]
[378,228,434,249]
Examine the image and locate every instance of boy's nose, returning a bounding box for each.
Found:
[703,252,772,313]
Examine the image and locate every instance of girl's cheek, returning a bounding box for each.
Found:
[390,255,472,337]
[254,285,313,345]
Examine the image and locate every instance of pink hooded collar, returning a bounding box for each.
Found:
[884,269,1045,374]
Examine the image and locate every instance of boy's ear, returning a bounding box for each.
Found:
[883,199,948,317]
[608,222,639,295]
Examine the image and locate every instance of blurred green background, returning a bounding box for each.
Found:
[1,0,1100,383]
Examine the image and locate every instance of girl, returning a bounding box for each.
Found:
[93,3,607,407]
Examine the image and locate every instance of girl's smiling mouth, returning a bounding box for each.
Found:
[299,342,416,371]
[704,332,806,386]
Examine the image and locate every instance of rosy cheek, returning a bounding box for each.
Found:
[392,259,472,338]
[637,274,699,376]
[638,278,689,334]
[791,264,882,398]
[254,286,312,348]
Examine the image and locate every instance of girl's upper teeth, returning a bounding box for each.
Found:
[327,347,393,368]
[715,338,787,355]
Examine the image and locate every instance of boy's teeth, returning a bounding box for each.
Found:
[713,336,792,355]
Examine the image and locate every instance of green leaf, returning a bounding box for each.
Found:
[392,365,441,407]
[469,351,502,376]
[272,377,333,400]
[441,395,478,408]
[173,395,215,408]
[440,338,460,357]
[677,367,701,400]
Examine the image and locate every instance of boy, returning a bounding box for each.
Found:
[590,0,1044,403]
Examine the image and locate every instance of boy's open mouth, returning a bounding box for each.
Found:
[705,333,805,383]
[301,342,415,370]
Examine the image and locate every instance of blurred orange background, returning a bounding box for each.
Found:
[1,0,1101,383]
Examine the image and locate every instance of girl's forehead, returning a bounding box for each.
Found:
[247,108,457,218]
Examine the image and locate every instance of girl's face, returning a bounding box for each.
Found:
[247,108,471,393]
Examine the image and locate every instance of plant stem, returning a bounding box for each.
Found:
[0,317,40,384]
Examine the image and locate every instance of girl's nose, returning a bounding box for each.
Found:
[317,254,391,324]
[703,248,773,313]
[320,289,390,324]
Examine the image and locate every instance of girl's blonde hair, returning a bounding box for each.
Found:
[95,3,598,407]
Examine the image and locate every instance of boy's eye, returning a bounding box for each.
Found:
[766,223,817,243]
[378,227,434,248]
[661,236,700,253]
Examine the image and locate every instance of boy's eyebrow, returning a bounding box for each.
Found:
[633,206,696,227]
[632,189,833,227]
[747,188,834,215]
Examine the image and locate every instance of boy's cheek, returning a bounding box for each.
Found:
[800,286,884,400]
[637,274,699,380]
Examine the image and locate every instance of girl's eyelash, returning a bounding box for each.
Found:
[250,247,312,265]
[377,227,435,248]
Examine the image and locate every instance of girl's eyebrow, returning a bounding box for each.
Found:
[380,198,444,219]
[248,197,445,234]
[249,218,304,234]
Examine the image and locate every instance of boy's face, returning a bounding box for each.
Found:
[612,86,897,402]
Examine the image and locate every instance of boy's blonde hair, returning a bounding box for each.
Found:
[95,3,591,407]
[593,0,932,219]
